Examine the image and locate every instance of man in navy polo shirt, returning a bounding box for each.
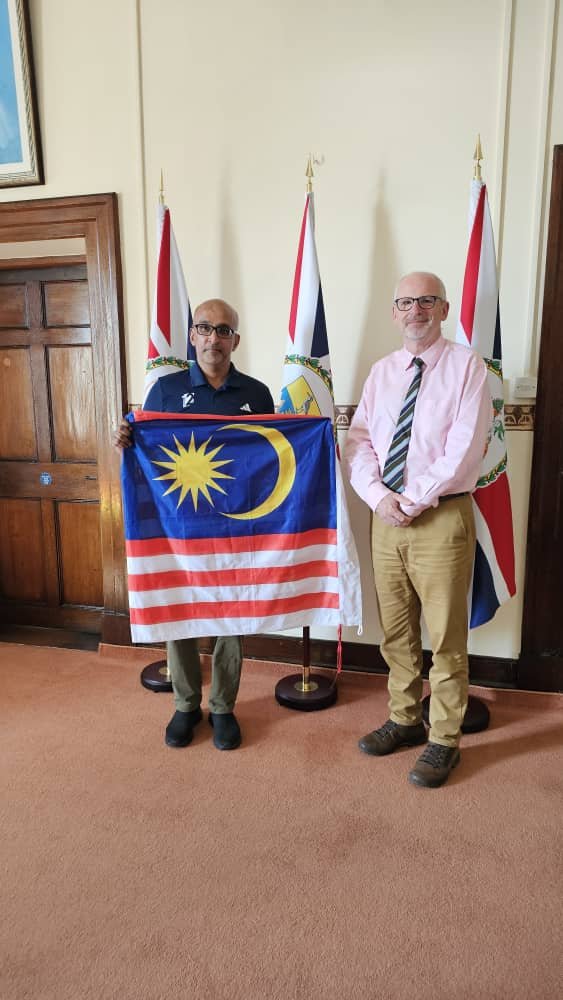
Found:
[116,298,275,751]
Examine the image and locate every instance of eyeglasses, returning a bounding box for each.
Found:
[192,322,236,339]
[394,295,444,312]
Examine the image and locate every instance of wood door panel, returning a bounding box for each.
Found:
[0,328,92,348]
[0,498,46,602]
[0,284,28,328]
[48,346,96,461]
[57,502,103,607]
[0,348,37,459]
[0,462,98,500]
[44,280,90,327]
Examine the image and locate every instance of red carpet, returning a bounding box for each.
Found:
[1,642,562,1000]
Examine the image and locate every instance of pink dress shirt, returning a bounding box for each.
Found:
[345,335,493,518]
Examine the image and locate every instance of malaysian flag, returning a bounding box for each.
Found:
[121,412,362,643]
[457,177,516,626]
[143,202,195,405]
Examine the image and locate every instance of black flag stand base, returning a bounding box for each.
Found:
[275,627,338,711]
[422,693,490,733]
[140,659,173,693]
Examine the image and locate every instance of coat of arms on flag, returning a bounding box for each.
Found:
[121,412,362,643]
[280,191,335,420]
[143,200,195,405]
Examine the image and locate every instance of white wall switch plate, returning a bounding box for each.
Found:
[513,377,537,398]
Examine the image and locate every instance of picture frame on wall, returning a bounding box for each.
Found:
[0,0,43,188]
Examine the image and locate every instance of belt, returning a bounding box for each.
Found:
[438,491,469,503]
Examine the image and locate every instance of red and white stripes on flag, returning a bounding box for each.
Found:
[126,529,342,643]
[121,413,363,644]
[143,202,193,404]
[457,178,516,627]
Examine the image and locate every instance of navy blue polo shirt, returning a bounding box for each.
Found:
[143,361,275,416]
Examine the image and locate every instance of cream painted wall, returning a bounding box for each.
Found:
[137,0,562,660]
[1,0,561,658]
[0,0,149,389]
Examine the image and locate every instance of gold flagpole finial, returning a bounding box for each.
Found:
[473,135,483,181]
[306,155,314,193]
[159,169,165,205]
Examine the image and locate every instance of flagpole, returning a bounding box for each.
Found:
[275,155,338,711]
[140,170,173,693]
[422,136,494,734]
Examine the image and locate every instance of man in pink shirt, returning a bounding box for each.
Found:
[345,272,492,788]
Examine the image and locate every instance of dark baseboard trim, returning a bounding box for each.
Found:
[517,654,563,693]
[111,629,562,692]
[101,612,133,645]
[200,634,518,689]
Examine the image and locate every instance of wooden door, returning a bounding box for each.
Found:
[0,264,103,632]
[520,145,563,692]
[0,194,129,644]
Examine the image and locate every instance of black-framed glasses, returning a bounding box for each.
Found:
[394,295,444,312]
[192,322,236,339]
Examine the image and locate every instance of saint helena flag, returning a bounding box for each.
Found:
[143,202,195,405]
[122,412,362,642]
[280,192,334,419]
[457,177,516,627]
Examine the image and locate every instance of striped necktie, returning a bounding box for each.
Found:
[382,357,424,493]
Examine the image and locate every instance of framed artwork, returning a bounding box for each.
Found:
[0,0,43,187]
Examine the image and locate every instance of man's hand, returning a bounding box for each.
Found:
[114,418,133,450]
[375,493,413,527]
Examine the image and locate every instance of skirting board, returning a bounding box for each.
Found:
[212,634,519,689]
[100,633,562,692]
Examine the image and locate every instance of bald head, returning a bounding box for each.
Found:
[394,272,446,301]
[193,298,239,332]
[189,297,241,387]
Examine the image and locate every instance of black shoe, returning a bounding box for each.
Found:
[408,742,461,788]
[208,712,241,750]
[358,719,427,756]
[165,708,203,748]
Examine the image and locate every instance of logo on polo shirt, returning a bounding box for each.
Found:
[182,393,195,408]
[240,403,252,412]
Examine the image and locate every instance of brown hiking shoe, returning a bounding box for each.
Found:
[358,719,427,756]
[408,742,461,788]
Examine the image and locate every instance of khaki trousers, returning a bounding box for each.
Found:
[167,636,243,714]
[371,496,475,748]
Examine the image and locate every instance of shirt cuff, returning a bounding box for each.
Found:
[367,482,392,512]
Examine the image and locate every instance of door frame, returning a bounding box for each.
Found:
[0,193,129,643]
[520,146,563,691]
